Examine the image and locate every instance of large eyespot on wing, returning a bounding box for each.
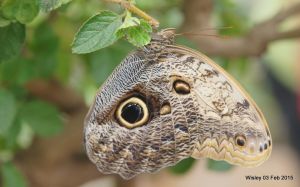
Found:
[166,45,272,167]
[115,96,149,129]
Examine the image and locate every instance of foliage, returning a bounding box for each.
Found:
[39,0,73,12]
[169,157,196,174]
[72,11,123,54]
[0,90,16,136]
[72,10,152,54]
[0,0,259,185]
[19,101,63,137]
[1,162,27,187]
[0,23,25,63]
[207,159,232,171]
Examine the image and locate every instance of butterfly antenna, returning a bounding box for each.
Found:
[174,26,233,39]
[177,33,230,39]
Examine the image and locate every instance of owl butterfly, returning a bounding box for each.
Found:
[84,28,272,179]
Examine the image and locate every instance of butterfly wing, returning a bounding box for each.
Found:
[84,50,192,179]
[84,42,272,179]
[165,45,272,166]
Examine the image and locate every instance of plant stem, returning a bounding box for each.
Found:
[106,0,159,27]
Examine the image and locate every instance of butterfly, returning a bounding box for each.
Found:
[84,28,272,179]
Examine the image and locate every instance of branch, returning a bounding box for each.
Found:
[25,79,86,114]
[106,0,159,27]
[182,0,300,57]
[269,3,300,23]
[272,28,300,41]
[182,0,213,31]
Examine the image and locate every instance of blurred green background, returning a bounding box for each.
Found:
[0,0,299,187]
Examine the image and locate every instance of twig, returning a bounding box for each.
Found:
[270,3,300,23]
[182,0,300,57]
[106,0,159,27]
[274,28,300,41]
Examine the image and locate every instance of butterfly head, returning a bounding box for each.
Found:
[150,28,176,45]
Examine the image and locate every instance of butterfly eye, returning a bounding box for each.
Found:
[116,97,149,129]
[173,80,190,94]
[235,135,246,147]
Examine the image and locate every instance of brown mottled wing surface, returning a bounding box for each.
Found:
[164,45,271,166]
[84,40,272,179]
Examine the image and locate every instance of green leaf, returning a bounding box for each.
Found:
[4,117,23,150]
[1,162,27,187]
[0,150,13,162]
[1,0,39,24]
[139,19,152,32]
[118,11,140,30]
[31,23,59,55]
[72,11,122,54]
[0,23,59,83]
[169,157,196,174]
[116,19,152,47]
[38,0,72,12]
[31,22,59,78]
[0,22,25,63]
[0,90,17,136]
[0,14,11,27]
[19,101,63,137]
[0,58,36,86]
[207,159,233,171]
